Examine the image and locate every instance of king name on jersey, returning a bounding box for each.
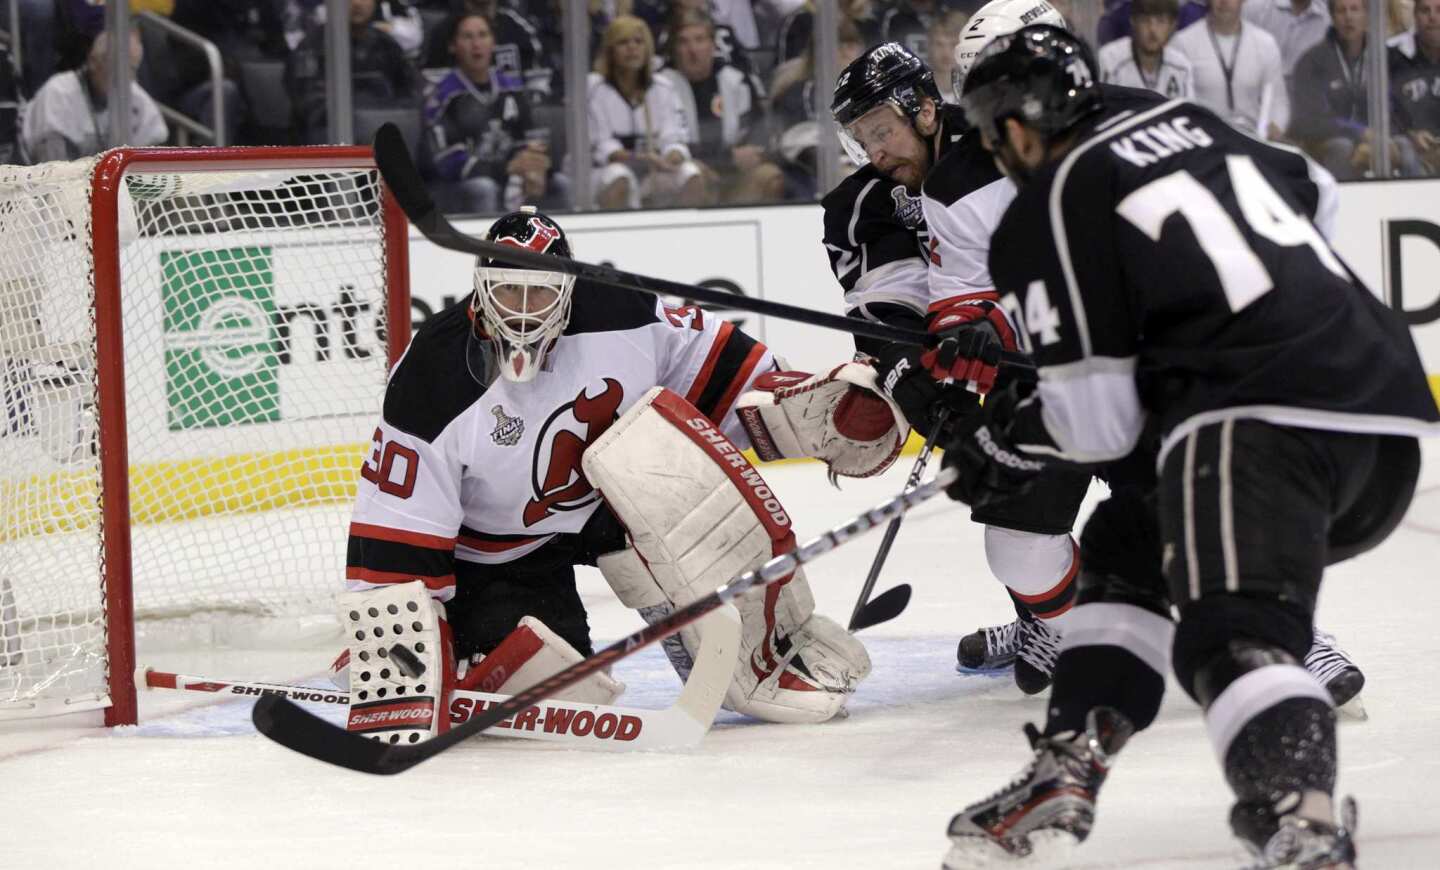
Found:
[1108,113,1215,168]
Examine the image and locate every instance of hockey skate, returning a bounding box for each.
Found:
[943,707,1134,867]
[1233,795,1358,869]
[1305,629,1365,713]
[1014,612,1061,695]
[957,618,1020,672]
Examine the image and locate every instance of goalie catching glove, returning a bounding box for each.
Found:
[586,387,871,724]
[735,362,909,478]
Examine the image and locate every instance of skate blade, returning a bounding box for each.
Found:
[1336,695,1368,721]
[955,662,1017,676]
[942,829,1080,868]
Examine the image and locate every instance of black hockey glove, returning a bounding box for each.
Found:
[920,299,1018,396]
[941,380,1048,509]
[872,341,979,440]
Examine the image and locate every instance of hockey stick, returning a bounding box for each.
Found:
[372,122,1032,372]
[252,466,957,775]
[846,408,951,632]
[143,609,738,753]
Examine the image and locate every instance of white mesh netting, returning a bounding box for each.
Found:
[0,154,397,718]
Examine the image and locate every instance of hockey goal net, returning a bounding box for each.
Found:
[0,147,410,725]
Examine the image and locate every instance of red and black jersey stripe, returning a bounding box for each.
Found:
[346,522,455,591]
[456,525,548,554]
[686,322,769,424]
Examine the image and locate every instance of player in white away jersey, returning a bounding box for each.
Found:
[334,209,900,744]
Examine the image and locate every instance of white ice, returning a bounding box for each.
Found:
[3,445,1438,870]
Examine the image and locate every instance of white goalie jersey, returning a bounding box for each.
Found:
[346,285,776,601]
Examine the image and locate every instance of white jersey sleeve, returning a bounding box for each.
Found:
[919,132,1015,309]
[652,298,776,446]
[344,312,490,602]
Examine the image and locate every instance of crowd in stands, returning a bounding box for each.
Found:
[0,0,1436,211]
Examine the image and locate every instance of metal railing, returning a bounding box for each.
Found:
[136,11,227,147]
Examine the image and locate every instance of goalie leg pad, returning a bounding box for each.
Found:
[735,362,909,478]
[455,615,625,706]
[586,387,871,723]
[337,580,456,744]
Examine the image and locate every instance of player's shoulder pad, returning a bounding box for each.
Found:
[921,129,1003,207]
[565,278,662,335]
[820,165,904,244]
[1097,82,1169,115]
[383,299,488,443]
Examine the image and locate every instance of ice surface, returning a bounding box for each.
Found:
[2,445,1438,869]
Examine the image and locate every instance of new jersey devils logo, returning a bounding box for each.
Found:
[522,379,625,526]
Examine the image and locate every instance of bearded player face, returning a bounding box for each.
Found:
[846,104,934,191]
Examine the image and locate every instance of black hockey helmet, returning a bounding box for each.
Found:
[831,41,943,165]
[470,207,577,383]
[958,24,1102,148]
[480,207,573,268]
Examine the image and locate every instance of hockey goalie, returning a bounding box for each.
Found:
[335,208,908,744]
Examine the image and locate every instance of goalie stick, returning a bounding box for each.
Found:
[846,408,951,632]
[141,608,738,752]
[370,122,1033,374]
[252,466,957,774]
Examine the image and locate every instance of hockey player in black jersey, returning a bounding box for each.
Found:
[938,26,1439,868]
[824,35,1091,694]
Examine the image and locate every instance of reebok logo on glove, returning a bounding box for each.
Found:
[974,427,1045,472]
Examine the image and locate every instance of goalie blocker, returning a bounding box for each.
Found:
[585,387,872,723]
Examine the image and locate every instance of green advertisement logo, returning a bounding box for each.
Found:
[162,247,278,430]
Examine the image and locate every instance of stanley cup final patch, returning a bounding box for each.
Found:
[491,404,524,446]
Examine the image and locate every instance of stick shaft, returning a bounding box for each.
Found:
[847,411,950,629]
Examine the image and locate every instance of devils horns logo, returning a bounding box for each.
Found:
[497,216,561,254]
[522,379,624,526]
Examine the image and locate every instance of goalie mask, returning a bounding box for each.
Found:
[470,208,577,383]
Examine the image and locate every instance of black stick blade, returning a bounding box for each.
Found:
[252,695,412,775]
[371,122,440,234]
[849,584,912,632]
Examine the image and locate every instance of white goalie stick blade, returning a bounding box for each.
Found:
[140,604,740,751]
[452,605,740,750]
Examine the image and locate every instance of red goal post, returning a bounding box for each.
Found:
[0,146,411,726]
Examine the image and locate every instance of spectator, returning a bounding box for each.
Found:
[421,1,553,103]
[1291,0,1422,176]
[420,12,566,213]
[768,17,864,198]
[55,1,176,72]
[158,0,286,143]
[0,45,20,163]
[22,28,168,161]
[285,0,420,144]
[1388,0,1415,35]
[1098,0,1194,98]
[1391,0,1440,172]
[1244,0,1331,83]
[655,0,757,76]
[775,0,879,66]
[589,16,705,209]
[928,7,970,99]
[881,0,948,60]
[1172,0,1290,137]
[1098,0,1208,46]
[658,9,782,202]
[17,0,59,96]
